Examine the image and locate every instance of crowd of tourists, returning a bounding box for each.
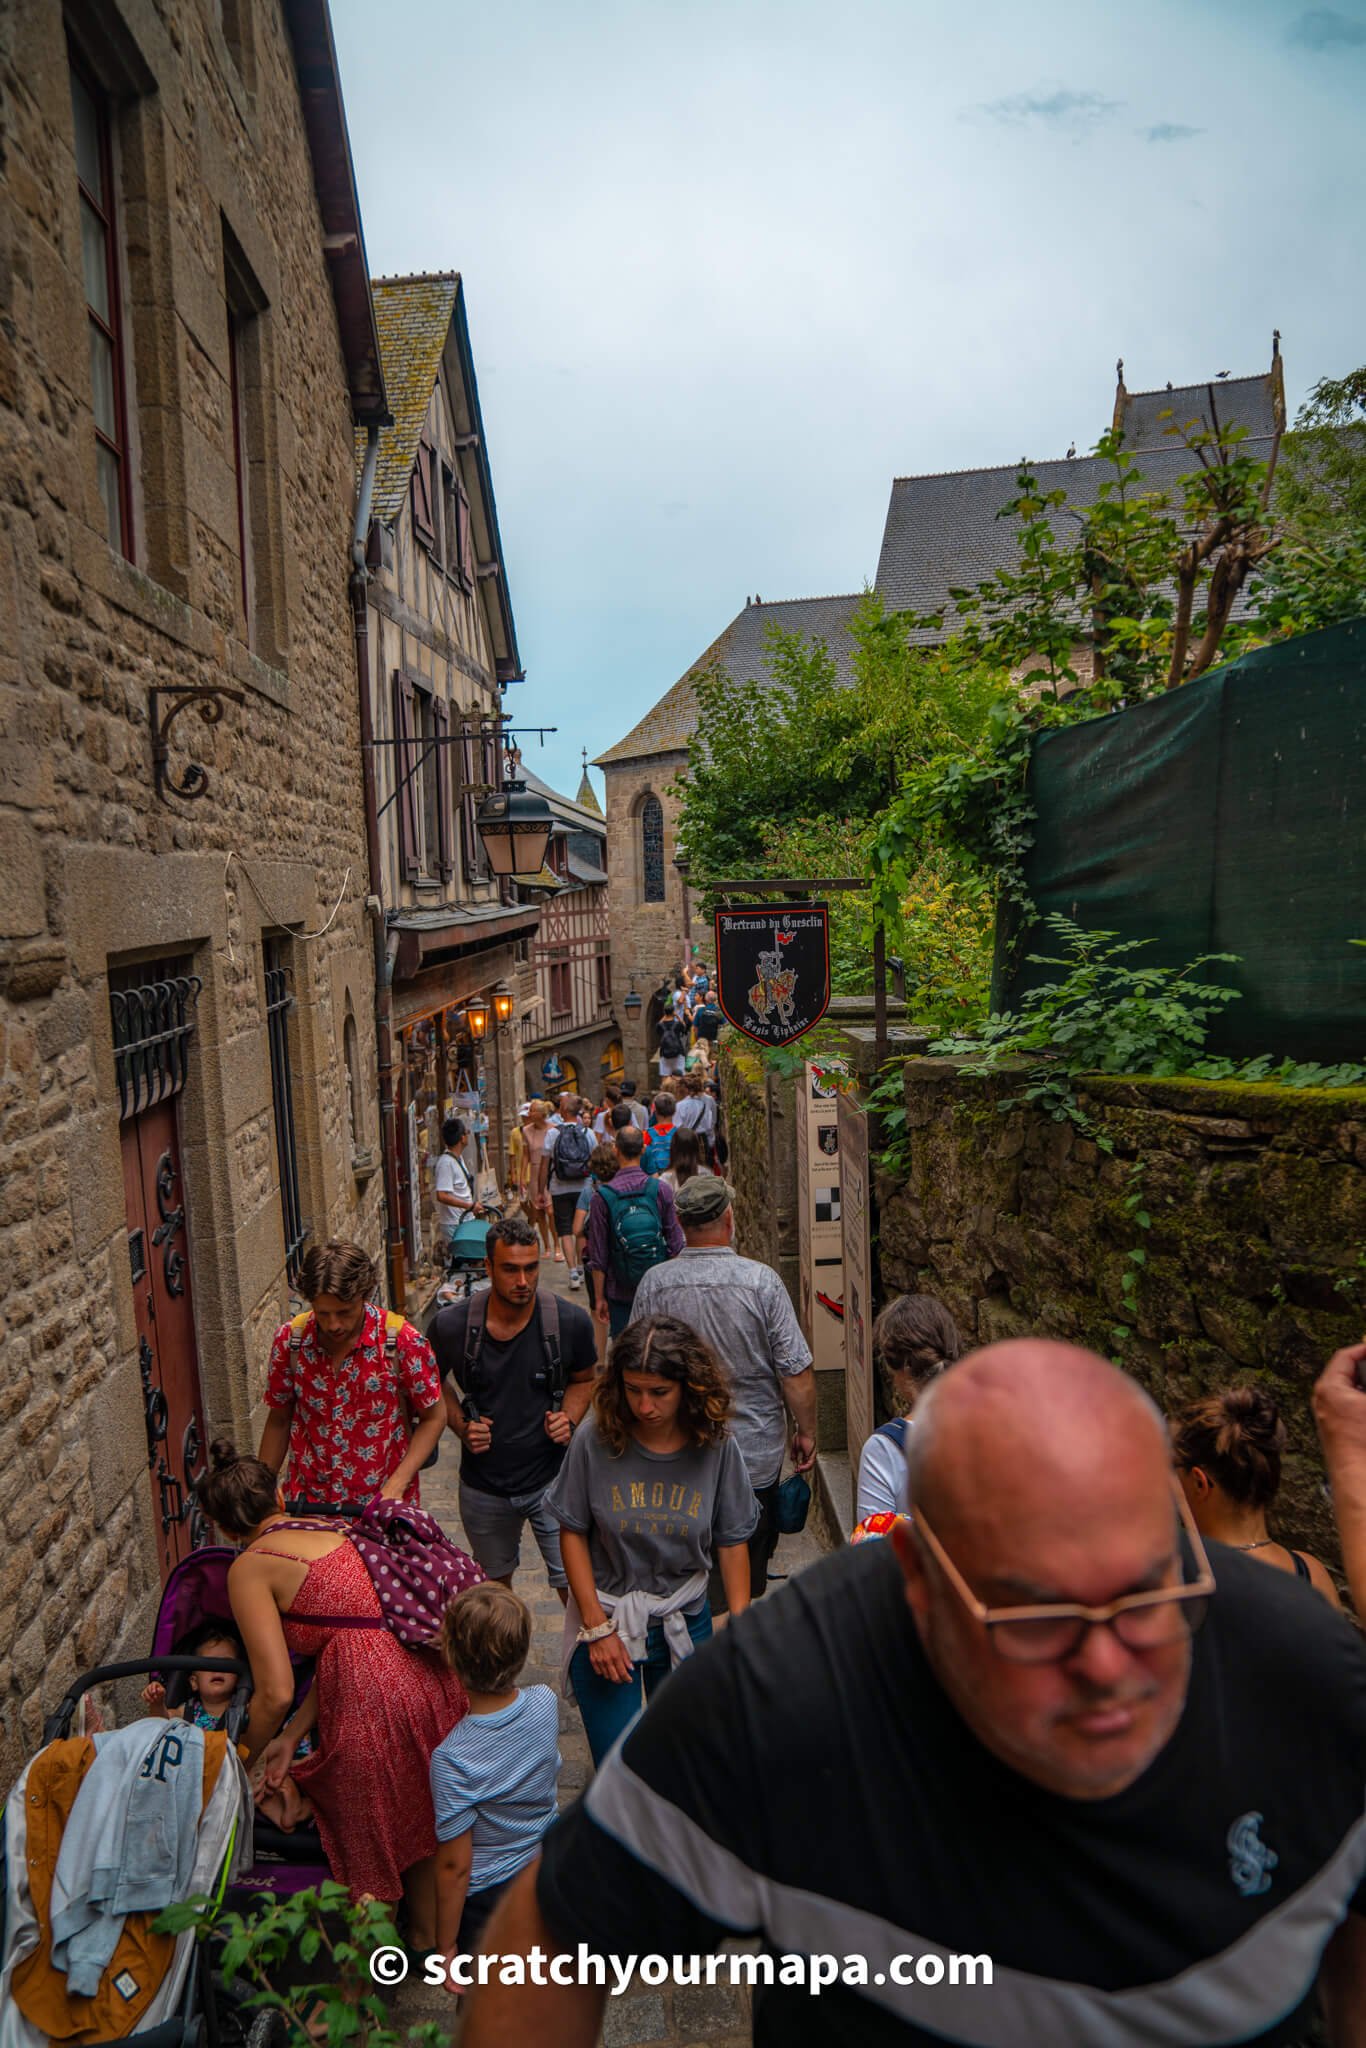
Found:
[154,964,1366,2040]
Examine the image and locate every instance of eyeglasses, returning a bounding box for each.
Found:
[912,1479,1215,1665]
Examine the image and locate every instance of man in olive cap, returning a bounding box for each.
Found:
[630,1176,816,1601]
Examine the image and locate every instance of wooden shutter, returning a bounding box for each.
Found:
[459,726,488,881]
[432,696,455,881]
[392,671,421,881]
[456,486,473,582]
[411,444,435,550]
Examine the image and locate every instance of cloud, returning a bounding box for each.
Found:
[1287,8,1366,47]
[1144,122,1203,142]
[977,87,1122,129]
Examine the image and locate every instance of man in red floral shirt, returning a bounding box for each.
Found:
[259,1240,444,1509]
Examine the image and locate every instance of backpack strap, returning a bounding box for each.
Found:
[383,1309,405,1361]
[462,1291,489,1381]
[875,1417,909,1450]
[538,1292,565,1408]
[288,1309,310,1359]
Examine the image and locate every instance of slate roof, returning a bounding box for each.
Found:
[595,593,862,767]
[364,274,460,521]
[518,764,608,842]
[1117,370,1283,450]
[875,370,1281,638]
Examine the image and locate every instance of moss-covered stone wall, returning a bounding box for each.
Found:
[718,1040,801,1311]
[879,1061,1366,1562]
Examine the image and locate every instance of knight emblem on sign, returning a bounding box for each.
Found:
[714,904,831,1048]
[748,939,798,1031]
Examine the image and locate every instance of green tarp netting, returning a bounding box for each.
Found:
[995,619,1366,1063]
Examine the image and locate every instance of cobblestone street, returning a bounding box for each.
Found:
[391,1256,828,2046]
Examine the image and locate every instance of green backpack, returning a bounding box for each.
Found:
[599,1179,671,1290]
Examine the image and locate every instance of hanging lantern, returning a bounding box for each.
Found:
[475,786,554,878]
[465,995,491,1041]
[493,984,515,1028]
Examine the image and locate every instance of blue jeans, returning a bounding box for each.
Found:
[570,1606,712,1765]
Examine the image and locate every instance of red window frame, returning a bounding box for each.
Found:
[70,55,133,557]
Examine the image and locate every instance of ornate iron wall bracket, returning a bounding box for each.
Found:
[149,686,244,804]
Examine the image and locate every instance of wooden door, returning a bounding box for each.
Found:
[121,1098,211,1579]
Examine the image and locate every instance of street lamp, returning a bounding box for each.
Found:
[623,975,642,1020]
[492,984,515,1029]
[465,995,491,1041]
[475,784,554,878]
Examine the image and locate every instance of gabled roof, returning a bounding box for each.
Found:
[368,275,460,519]
[876,380,1286,634]
[518,764,607,839]
[595,593,862,768]
[361,272,523,684]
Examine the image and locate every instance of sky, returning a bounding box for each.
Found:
[331,0,1366,801]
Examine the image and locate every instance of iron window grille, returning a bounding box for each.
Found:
[264,938,308,1281]
[111,974,203,1122]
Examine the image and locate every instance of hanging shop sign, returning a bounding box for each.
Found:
[713,904,830,1047]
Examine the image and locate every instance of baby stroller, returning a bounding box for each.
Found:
[2,1647,259,2047]
[0,1546,332,2046]
[148,1545,332,1910]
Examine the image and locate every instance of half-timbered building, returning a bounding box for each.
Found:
[357,273,539,1302]
[517,765,619,1103]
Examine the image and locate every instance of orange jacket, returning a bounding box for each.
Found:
[12,1730,231,2042]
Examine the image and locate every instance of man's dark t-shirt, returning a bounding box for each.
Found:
[430,1294,595,1500]
[537,1540,1366,2046]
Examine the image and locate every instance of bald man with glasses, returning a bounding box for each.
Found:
[464,1340,1366,2048]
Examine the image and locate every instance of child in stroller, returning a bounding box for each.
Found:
[139,1619,315,1835]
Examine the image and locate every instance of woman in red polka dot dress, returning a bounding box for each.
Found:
[199,1442,475,1947]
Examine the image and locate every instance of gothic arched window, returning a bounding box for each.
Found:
[640,795,665,902]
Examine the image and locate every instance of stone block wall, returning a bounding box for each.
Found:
[880,1062,1366,1562]
[602,748,706,1082]
[0,0,383,1780]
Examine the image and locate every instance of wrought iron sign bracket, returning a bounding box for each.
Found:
[149,686,245,805]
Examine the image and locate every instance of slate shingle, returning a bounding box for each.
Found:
[595,593,862,766]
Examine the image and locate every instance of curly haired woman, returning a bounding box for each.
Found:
[543,1315,758,1764]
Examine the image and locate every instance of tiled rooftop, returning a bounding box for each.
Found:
[595,593,862,767]
[876,368,1281,637]
[358,274,460,521]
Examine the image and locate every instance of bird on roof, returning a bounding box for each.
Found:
[1166,381,1173,390]
[1217,370,1229,379]
[1066,442,1076,459]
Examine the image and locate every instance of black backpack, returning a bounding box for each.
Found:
[436,1291,566,1423]
[658,1018,686,1057]
[551,1121,593,1182]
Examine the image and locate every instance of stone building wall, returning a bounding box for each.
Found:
[0,0,381,1779]
[880,1062,1366,1563]
[602,748,706,1084]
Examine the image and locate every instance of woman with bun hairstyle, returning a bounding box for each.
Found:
[1172,1385,1342,1608]
[196,1439,470,1940]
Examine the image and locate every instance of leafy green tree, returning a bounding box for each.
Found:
[1243,365,1366,637]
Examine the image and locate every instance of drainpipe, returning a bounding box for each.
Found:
[350,424,406,1309]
